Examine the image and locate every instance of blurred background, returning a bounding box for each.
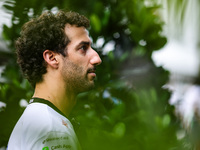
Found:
[0,0,200,149]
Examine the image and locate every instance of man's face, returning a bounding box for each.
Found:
[60,24,102,93]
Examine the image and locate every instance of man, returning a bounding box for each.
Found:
[7,10,102,150]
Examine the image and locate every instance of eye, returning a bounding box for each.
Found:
[80,45,88,51]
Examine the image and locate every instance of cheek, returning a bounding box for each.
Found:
[62,54,89,74]
[71,58,88,72]
[63,59,85,75]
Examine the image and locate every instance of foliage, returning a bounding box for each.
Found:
[0,0,192,149]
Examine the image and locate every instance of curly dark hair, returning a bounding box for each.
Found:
[16,10,90,86]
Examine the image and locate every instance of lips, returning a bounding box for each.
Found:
[87,67,97,79]
[87,67,96,74]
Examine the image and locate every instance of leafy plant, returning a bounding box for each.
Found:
[0,0,191,149]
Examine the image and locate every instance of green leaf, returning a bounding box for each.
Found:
[90,14,101,33]
[112,122,126,138]
[162,114,171,128]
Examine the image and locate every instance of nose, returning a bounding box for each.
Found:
[90,49,102,66]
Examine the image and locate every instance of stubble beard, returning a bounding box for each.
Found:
[61,60,95,94]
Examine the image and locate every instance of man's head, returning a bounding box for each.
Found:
[16,10,101,89]
[59,24,102,93]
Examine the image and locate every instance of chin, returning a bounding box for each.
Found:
[85,83,95,91]
[76,82,95,94]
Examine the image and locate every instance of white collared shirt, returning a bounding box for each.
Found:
[7,98,81,150]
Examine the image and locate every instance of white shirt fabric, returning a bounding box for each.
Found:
[7,98,81,150]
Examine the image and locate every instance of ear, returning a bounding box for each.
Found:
[43,50,59,69]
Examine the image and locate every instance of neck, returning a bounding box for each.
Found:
[33,80,77,117]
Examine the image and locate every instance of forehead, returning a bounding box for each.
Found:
[64,24,91,44]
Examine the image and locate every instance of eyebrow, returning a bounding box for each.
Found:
[76,41,91,48]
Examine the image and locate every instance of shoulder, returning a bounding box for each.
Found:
[20,103,52,138]
[22,103,53,131]
[8,103,53,149]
